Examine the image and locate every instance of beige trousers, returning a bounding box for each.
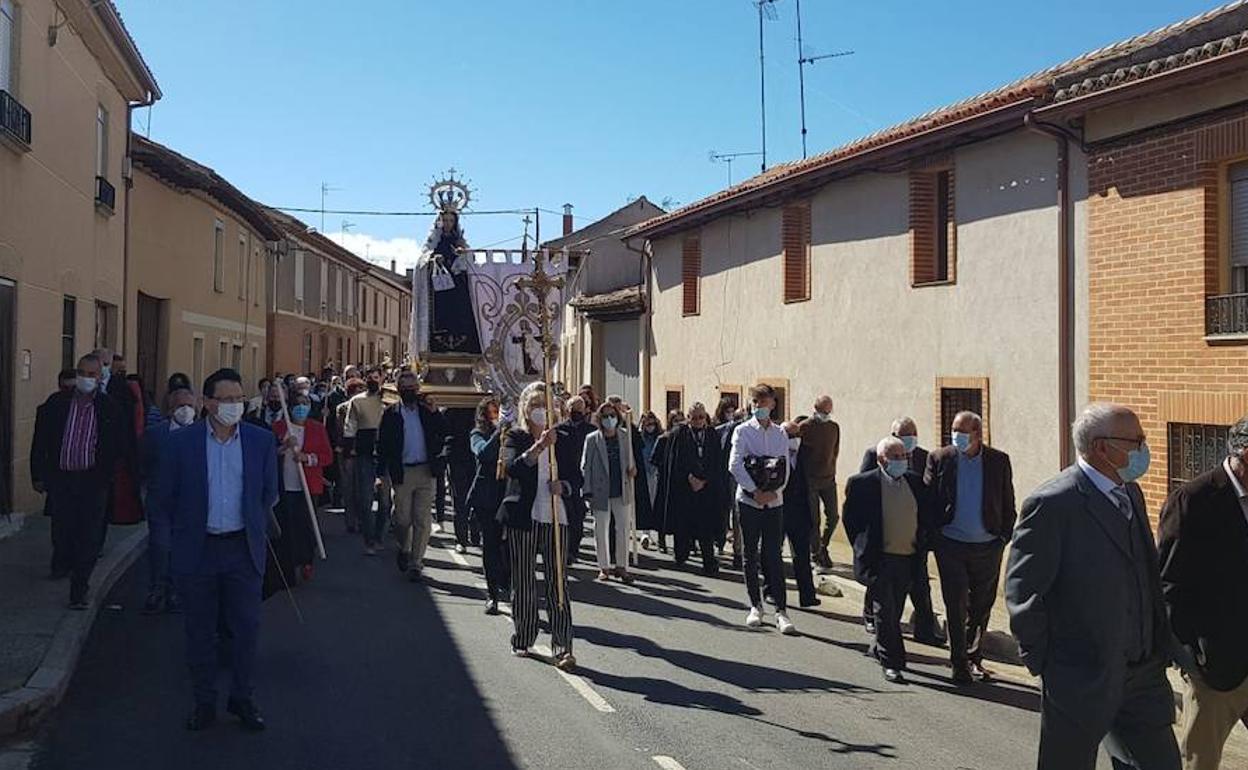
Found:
[391,465,437,568]
[1179,670,1248,770]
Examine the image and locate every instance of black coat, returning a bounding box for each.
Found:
[1159,464,1248,691]
[31,390,125,487]
[654,424,725,537]
[500,428,575,531]
[377,401,450,485]
[842,468,938,586]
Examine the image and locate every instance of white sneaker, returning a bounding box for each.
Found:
[745,606,763,628]
[776,612,797,636]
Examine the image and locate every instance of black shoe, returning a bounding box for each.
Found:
[226,698,266,732]
[395,550,410,574]
[142,589,165,615]
[484,599,499,616]
[969,662,993,682]
[763,593,777,607]
[185,704,216,731]
[951,665,974,685]
[863,619,876,635]
[731,558,743,571]
[883,668,907,684]
[799,596,822,608]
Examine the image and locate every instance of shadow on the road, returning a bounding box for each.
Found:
[578,626,878,696]
[904,669,1041,713]
[28,531,521,770]
[574,579,745,630]
[577,666,898,759]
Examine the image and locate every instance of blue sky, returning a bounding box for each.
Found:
[118,0,1219,268]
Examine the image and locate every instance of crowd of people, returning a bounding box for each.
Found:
[28,358,1248,769]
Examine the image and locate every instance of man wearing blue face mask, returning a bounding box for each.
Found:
[844,436,939,683]
[925,410,1016,685]
[1006,403,1178,770]
[858,417,942,645]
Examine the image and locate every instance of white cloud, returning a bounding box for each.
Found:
[324,232,424,272]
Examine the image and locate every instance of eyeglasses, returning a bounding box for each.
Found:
[1098,435,1145,447]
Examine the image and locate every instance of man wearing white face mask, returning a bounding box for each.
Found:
[844,436,938,683]
[30,354,124,609]
[926,410,1016,685]
[140,386,199,614]
[1007,403,1178,770]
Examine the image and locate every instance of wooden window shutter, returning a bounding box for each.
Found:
[910,167,955,285]
[782,202,811,303]
[682,235,701,316]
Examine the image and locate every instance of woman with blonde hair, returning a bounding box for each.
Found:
[500,382,576,670]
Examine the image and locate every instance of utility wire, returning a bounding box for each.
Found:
[272,206,537,217]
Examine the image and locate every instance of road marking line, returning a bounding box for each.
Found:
[651,757,687,770]
[533,644,615,713]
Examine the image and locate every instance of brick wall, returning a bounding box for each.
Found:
[1088,106,1248,516]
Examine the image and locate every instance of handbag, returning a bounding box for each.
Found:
[744,455,787,493]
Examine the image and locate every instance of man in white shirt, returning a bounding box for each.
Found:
[729,384,796,635]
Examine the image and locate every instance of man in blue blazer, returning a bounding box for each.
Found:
[151,368,278,732]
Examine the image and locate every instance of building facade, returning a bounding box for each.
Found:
[0,0,158,514]
[1039,4,1248,512]
[357,263,408,368]
[546,198,664,409]
[126,137,279,400]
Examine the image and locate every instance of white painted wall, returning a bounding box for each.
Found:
[649,130,1068,500]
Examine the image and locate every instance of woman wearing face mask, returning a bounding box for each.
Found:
[273,392,333,584]
[501,382,576,671]
[139,387,200,614]
[659,403,726,576]
[649,410,685,555]
[637,412,662,549]
[581,401,638,582]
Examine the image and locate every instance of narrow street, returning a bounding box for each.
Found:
[20,518,1103,770]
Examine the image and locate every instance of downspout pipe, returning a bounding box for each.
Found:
[122,97,155,360]
[623,236,652,413]
[1025,112,1076,468]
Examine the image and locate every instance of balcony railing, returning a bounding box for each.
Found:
[1205,293,1248,336]
[0,89,31,148]
[95,176,116,212]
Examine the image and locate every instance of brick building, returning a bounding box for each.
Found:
[1038,3,1248,511]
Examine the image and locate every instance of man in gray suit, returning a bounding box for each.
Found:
[1006,403,1178,770]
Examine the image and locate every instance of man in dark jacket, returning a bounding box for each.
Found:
[555,396,593,565]
[844,436,938,683]
[1158,415,1248,769]
[657,403,726,575]
[378,371,450,581]
[926,410,1016,684]
[30,354,124,608]
[857,416,942,645]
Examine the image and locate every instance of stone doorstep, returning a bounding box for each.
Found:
[0,528,148,740]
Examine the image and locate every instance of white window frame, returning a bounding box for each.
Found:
[212,220,224,293]
[96,104,109,179]
[0,0,19,96]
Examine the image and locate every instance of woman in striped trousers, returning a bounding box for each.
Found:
[500,382,576,671]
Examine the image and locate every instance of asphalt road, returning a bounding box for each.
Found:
[15,514,1110,770]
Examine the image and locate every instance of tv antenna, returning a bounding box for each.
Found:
[755,0,779,172]
[709,150,765,186]
[795,0,854,158]
[320,182,342,233]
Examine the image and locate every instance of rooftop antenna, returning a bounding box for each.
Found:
[340,219,355,238]
[709,149,765,186]
[319,182,342,233]
[795,0,854,159]
[756,0,779,172]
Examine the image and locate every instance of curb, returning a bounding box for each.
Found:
[0,528,148,739]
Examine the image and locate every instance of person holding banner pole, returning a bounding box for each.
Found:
[501,381,576,671]
[275,380,327,563]
[272,391,332,584]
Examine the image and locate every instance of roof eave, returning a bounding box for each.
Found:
[629,98,1038,242]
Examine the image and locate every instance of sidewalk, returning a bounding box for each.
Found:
[0,513,148,738]
[812,535,1248,761]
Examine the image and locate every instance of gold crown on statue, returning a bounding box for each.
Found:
[428,169,472,214]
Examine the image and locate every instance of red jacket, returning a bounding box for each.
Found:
[274,419,334,495]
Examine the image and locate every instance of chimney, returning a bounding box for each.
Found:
[562,203,574,236]
[390,259,397,274]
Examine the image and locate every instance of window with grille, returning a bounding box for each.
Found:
[93,300,116,350]
[939,386,983,447]
[911,167,955,286]
[681,235,700,316]
[95,105,108,179]
[665,389,683,417]
[1168,422,1229,492]
[1229,163,1248,293]
[782,202,811,303]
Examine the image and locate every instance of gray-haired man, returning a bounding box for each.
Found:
[1007,403,1178,770]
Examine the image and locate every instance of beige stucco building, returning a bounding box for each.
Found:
[0,0,158,514]
[358,263,409,368]
[126,136,280,400]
